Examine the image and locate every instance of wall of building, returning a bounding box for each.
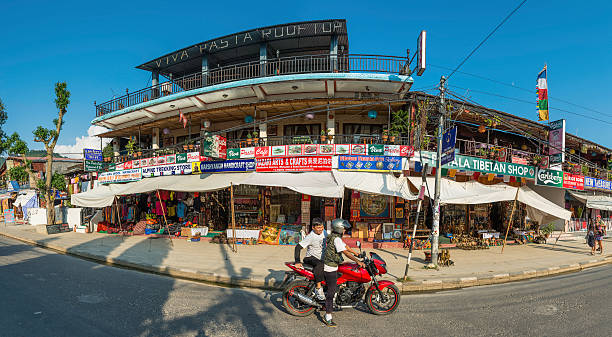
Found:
[528,183,566,230]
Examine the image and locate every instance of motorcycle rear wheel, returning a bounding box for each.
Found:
[282,279,316,317]
[365,284,400,315]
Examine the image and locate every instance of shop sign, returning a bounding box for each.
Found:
[367,144,384,156]
[511,156,529,165]
[536,168,563,188]
[255,146,270,158]
[176,153,187,163]
[441,126,457,165]
[157,156,166,165]
[227,148,240,159]
[270,145,286,156]
[350,144,367,155]
[166,154,176,164]
[116,162,125,170]
[335,144,350,155]
[83,148,102,161]
[400,145,414,157]
[338,155,402,172]
[201,134,227,159]
[288,144,303,156]
[132,159,140,168]
[549,119,565,170]
[318,144,335,155]
[196,159,256,173]
[240,147,255,158]
[584,176,612,190]
[303,144,318,155]
[141,163,192,177]
[256,156,332,172]
[84,160,104,172]
[446,155,535,179]
[384,145,400,156]
[562,172,584,190]
[99,169,142,184]
[123,161,133,170]
[187,152,200,162]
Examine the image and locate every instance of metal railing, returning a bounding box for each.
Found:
[226,134,411,148]
[95,54,409,116]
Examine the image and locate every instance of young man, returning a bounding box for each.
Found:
[322,219,365,327]
[294,218,326,300]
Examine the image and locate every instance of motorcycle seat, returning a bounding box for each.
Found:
[302,264,314,272]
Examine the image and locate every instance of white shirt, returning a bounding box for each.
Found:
[299,231,326,260]
[323,237,347,272]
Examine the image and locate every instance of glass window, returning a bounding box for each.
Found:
[283,124,321,137]
[343,124,384,135]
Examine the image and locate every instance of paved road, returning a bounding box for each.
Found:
[1,235,610,337]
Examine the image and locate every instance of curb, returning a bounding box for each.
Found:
[2,231,611,294]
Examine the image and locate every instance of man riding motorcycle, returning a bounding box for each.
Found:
[294,218,326,300]
[322,219,365,327]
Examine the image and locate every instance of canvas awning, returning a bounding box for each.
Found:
[568,190,612,211]
[71,184,117,208]
[407,177,571,223]
[333,171,416,200]
[238,172,343,198]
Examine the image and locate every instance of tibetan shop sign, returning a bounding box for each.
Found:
[445,155,535,179]
[99,169,142,184]
[536,168,563,188]
[141,163,192,177]
[562,172,584,190]
[584,176,612,190]
[195,159,256,173]
[338,155,402,172]
[256,156,332,172]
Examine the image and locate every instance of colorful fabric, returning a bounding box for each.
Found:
[537,65,549,121]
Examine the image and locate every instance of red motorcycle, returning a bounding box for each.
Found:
[281,242,400,316]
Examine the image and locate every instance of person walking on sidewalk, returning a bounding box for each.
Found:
[587,221,596,255]
[594,215,606,255]
[321,219,365,327]
[294,218,327,300]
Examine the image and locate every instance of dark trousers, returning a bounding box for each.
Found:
[324,271,338,314]
[303,256,324,284]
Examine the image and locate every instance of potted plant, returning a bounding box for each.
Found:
[136,146,142,157]
[183,143,189,151]
[320,129,327,142]
[540,223,555,239]
[247,132,253,145]
[382,129,389,142]
[581,165,589,176]
[252,131,259,145]
[390,130,399,143]
[188,140,194,150]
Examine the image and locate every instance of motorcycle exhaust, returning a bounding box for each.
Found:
[292,292,321,308]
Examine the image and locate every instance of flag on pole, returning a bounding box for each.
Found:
[537,65,549,121]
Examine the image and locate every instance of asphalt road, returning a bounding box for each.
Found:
[1,235,611,337]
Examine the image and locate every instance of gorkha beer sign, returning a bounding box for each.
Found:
[536,169,563,187]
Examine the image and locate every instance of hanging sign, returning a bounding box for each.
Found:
[99,169,142,184]
[584,176,612,190]
[197,159,256,173]
[536,168,563,188]
[83,149,103,161]
[200,135,227,159]
[441,126,457,165]
[256,156,332,172]
[563,172,584,190]
[141,163,192,177]
[338,155,402,172]
[549,119,566,170]
[84,160,104,172]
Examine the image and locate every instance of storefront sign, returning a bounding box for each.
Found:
[445,155,535,179]
[384,145,400,156]
[338,155,402,172]
[256,156,332,172]
[270,145,287,156]
[441,126,457,165]
[367,144,384,156]
[562,172,584,190]
[240,147,255,158]
[227,148,240,159]
[536,168,563,188]
[318,144,334,155]
[585,176,612,190]
[511,156,529,165]
[549,119,565,170]
[335,144,350,155]
[196,159,256,173]
[187,152,200,162]
[176,153,188,163]
[83,148,102,161]
[84,160,104,172]
[255,146,270,158]
[99,169,142,184]
[141,163,192,177]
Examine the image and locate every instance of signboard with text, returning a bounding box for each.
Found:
[549,119,565,170]
[83,148,102,161]
[585,176,612,190]
[256,156,332,172]
[441,126,457,165]
[338,155,402,172]
[141,163,192,177]
[536,168,563,188]
[562,172,584,190]
[99,169,142,184]
[84,160,104,172]
[195,159,256,173]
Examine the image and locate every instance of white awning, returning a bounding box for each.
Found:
[333,171,416,200]
[238,172,343,198]
[568,190,612,211]
[407,177,571,223]
[71,184,117,208]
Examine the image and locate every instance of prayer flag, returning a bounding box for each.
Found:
[537,65,549,121]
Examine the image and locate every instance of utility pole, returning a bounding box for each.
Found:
[429,76,446,268]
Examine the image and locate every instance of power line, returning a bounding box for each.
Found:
[447,0,528,80]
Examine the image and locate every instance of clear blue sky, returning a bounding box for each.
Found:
[1,0,611,153]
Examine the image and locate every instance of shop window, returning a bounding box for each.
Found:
[283,124,321,137]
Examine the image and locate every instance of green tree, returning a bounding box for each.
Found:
[102,142,114,159]
[8,166,29,184]
[0,98,8,154]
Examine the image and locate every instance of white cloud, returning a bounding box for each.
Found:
[54,125,112,159]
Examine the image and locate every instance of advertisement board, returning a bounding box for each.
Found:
[83,148,102,161]
[562,172,584,190]
[196,159,256,173]
[141,163,192,177]
[200,135,227,159]
[549,119,565,170]
[338,155,402,172]
[536,168,563,188]
[84,160,104,172]
[256,156,332,172]
[99,169,142,184]
[584,176,612,190]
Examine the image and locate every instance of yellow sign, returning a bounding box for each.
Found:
[191,161,201,174]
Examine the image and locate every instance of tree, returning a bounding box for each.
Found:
[0,98,8,154]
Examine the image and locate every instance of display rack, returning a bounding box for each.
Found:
[233,185,261,227]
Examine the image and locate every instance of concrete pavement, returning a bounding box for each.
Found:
[1,223,611,293]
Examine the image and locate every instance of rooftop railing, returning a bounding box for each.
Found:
[95,54,409,116]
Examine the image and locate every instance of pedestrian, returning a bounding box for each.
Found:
[594,215,606,255]
[587,221,595,255]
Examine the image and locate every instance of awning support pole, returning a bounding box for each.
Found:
[502,186,520,253]
[230,183,237,253]
[156,189,173,247]
[403,163,427,280]
[114,196,124,242]
[340,185,345,218]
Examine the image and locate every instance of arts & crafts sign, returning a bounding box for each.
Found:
[256,156,332,172]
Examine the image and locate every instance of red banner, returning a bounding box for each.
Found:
[256,156,332,172]
[563,172,584,190]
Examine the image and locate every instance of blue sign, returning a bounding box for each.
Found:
[441,126,457,165]
[199,159,255,173]
[84,148,103,161]
[338,155,402,171]
[585,176,612,190]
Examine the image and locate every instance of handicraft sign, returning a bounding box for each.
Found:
[536,168,563,188]
[196,159,256,173]
[338,155,402,172]
[99,169,142,184]
[256,156,332,172]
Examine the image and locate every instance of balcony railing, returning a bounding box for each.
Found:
[95,54,409,116]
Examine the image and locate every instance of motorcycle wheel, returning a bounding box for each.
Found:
[365,285,400,315]
[282,279,316,317]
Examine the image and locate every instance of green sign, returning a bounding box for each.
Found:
[367,144,384,156]
[84,160,104,172]
[227,148,240,159]
[417,151,535,179]
[176,153,187,163]
[536,168,563,187]
[109,163,116,171]
[292,135,313,144]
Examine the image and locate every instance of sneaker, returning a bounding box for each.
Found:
[324,319,337,327]
[315,288,325,301]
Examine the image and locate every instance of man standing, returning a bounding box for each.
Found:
[294,218,326,300]
[322,219,365,327]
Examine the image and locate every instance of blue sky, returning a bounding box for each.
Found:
[1,0,611,155]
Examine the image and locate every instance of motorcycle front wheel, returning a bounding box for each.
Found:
[365,284,400,315]
[282,279,316,317]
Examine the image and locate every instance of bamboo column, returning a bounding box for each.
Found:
[501,186,520,253]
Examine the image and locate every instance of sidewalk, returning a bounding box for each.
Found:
[1,224,610,293]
